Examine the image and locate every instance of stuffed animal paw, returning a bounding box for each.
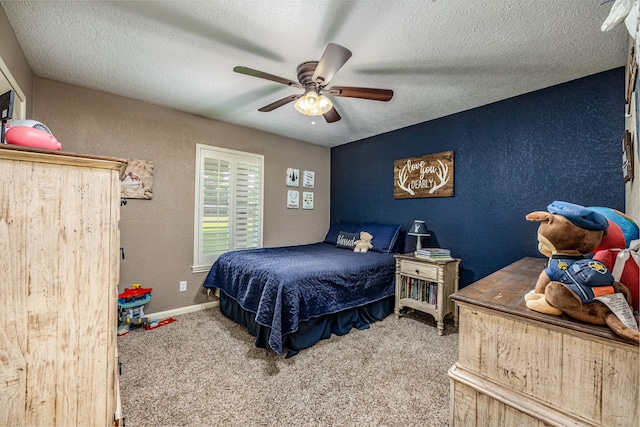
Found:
[524,290,563,315]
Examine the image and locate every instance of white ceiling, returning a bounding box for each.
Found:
[1,0,630,147]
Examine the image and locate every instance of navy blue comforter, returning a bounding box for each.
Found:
[202,242,396,355]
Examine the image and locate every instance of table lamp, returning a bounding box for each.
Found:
[407,220,429,252]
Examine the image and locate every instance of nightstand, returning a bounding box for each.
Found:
[394,253,460,335]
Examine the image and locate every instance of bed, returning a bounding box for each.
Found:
[202,222,403,357]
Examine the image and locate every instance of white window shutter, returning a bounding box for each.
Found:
[234,158,261,250]
[202,157,231,259]
[194,144,263,271]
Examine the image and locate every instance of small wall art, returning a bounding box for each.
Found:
[627,45,637,115]
[286,168,299,187]
[303,170,315,188]
[622,130,634,183]
[302,191,314,209]
[287,190,299,208]
[394,150,454,199]
[636,59,640,154]
[121,159,154,199]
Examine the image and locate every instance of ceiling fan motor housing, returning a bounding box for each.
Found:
[297,61,320,89]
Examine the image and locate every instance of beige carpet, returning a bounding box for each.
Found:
[117,306,459,427]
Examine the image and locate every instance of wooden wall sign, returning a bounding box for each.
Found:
[394,150,454,199]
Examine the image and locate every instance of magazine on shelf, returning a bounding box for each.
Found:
[416,248,449,255]
[415,254,454,261]
[415,248,453,261]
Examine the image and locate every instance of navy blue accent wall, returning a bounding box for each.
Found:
[330,68,625,289]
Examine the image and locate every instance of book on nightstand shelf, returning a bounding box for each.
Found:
[400,275,438,305]
[415,248,454,261]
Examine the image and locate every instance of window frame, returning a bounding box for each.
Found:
[192,143,264,273]
[0,56,27,120]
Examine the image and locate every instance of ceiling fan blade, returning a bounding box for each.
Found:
[234,66,303,89]
[327,86,393,101]
[323,107,341,123]
[312,43,352,86]
[258,94,301,112]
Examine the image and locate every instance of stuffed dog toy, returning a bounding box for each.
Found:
[524,201,639,344]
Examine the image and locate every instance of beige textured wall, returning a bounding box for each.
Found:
[32,77,330,313]
[0,5,32,117]
[1,4,330,314]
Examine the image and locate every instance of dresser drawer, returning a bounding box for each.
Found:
[400,260,439,281]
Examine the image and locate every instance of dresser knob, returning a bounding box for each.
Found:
[415,269,420,274]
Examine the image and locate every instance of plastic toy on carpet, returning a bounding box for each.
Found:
[117,283,152,336]
[145,317,176,330]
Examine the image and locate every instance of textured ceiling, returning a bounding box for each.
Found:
[1,0,629,147]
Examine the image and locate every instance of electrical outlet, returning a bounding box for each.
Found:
[179,281,187,292]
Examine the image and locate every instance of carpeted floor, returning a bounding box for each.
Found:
[118,306,459,427]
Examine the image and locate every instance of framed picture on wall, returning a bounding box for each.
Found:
[622,130,634,183]
[286,168,299,187]
[120,159,154,199]
[636,60,640,151]
[302,191,314,209]
[287,190,299,208]
[393,150,454,199]
[303,170,315,188]
[627,45,637,114]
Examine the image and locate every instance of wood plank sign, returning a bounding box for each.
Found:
[394,150,454,199]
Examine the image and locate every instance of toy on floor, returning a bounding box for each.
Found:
[145,317,176,330]
[118,283,152,336]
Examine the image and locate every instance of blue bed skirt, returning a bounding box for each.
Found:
[219,291,394,357]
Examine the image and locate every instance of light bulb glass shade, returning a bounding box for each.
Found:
[407,220,428,236]
[294,90,333,116]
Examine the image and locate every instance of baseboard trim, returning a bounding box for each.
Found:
[147,301,218,320]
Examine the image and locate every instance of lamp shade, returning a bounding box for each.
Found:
[294,89,333,116]
[408,220,428,236]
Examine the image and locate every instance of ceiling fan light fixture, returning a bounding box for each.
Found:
[294,89,333,116]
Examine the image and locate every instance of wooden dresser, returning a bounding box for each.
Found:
[0,146,127,426]
[448,257,639,427]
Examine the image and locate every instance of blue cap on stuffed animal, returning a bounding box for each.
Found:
[547,201,608,231]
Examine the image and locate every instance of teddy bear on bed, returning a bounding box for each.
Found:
[354,231,373,253]
[523,201,639,344]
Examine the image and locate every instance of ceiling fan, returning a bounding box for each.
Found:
[233,43,393,123]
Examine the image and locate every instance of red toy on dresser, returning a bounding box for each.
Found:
[4,120,61,150]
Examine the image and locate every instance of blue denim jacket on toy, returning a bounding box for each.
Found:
[545,256,616,303]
